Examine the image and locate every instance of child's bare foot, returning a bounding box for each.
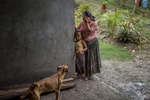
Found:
[77,75,82,79]
[84,77,88,81]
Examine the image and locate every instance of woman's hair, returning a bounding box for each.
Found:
[83,10,95,21]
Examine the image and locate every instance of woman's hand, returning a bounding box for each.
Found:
[85,17,90,24]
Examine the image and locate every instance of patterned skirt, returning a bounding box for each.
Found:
[76,54,86,71]
[85,37,102,77]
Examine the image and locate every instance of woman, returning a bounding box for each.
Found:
[77,10,101,81]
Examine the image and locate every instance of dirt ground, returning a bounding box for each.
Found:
[2,48,150,100]
[2,36,150,100]
[39,38,150,100]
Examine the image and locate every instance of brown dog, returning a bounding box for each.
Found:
[19,65,68,100]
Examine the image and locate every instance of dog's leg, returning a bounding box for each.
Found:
[55,89,60,100]
[33,91,40,100]
[32,84,40,100]
[55,75,63,100]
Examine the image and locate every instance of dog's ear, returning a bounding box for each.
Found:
[57,67,59,71]
[57,66,61,71]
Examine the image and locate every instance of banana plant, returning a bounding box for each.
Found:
[101,9,128,35]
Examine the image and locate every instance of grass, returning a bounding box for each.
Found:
[137,16,150,40]
[99,40,135,61]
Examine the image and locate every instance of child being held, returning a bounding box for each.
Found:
[74,29,88,81]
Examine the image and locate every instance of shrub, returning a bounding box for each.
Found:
[114,21,138,43]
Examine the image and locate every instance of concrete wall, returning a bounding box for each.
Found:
[0,0,75,88]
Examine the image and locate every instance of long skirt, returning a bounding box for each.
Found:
[85,37,101,77]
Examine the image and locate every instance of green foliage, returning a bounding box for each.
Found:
[75,0,150,53]
[101,9,128,35]
[75,4,89,18]
[99,40,135,61]
[75,4,90,26]
[102,1,107,5]
[113,14,150,48]
[145,32,150,40]
[114,21,138,42]
[79,4,89,11]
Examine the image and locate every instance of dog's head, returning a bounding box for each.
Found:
[57,65,68,73]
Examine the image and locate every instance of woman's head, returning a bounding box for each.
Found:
[82,10,95,21]
[74,29,82,41]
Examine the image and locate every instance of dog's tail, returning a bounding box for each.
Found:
[31,82,38,89]
[19,89,29,100]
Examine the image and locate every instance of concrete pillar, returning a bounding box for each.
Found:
[0,0,75,88]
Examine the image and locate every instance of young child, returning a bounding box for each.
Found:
[74,29,88,81]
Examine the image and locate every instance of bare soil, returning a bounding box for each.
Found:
[2,49,150,100]
[2,35,150,100]
[40,36,150,100]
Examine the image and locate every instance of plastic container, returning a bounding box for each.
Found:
[142,0,148,8]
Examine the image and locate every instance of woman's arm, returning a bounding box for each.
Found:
[85,17,97,33]
[86,22,97,32]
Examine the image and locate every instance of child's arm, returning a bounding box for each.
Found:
[81,40,87,52]
[74,42,80,54]
[74,41,78,54]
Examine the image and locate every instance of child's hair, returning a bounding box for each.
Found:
[74,29,82,42]
[74,29,82,36]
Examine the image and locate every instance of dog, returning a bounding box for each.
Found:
[19,65,68,100]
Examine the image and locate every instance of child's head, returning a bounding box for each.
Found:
[74,29,82,41]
